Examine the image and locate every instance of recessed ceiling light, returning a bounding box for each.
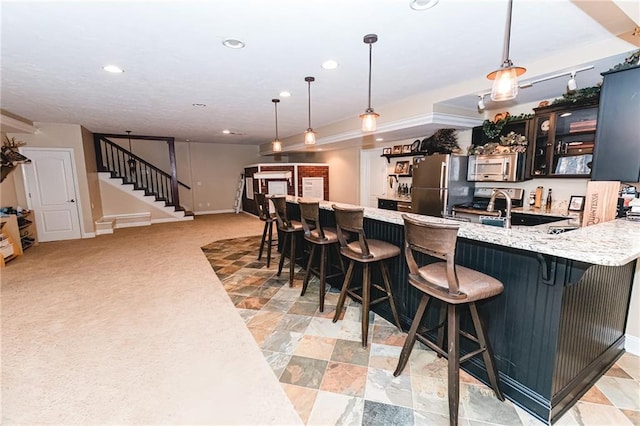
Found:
[192,103,207,107]
[222,38,245,49]
[103,65,124,73]
[321,60,339,70]
[410,0,439,10]
[222,129,231,134]
[279,91,291,98]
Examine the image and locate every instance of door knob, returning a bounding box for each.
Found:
[69,199,75,203]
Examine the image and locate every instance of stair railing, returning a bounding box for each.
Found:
[94,134,190,208]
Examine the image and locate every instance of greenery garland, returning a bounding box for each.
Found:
[608,49,640,72]
[551,85,601,105]
[481,113,534,140]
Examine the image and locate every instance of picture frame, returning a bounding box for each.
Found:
[392,145,402,154]
[382,147,391,155]
[568,195,586,211]
[402,144,411,153]
[394,160,410,175]
[410,139,420,152]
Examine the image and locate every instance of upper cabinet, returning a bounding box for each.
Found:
[591,65,640,183]
[530,100,598,178]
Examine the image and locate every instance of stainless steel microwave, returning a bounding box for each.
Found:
[467,153,525,182]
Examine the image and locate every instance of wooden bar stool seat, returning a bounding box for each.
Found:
[394,214,504,426]
[271,196,304,287]
[331,205,402,347]
[255,193,278,268]
[298,200,345,312]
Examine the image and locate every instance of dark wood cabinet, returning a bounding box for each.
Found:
[591,65,640,182]
[530,100,599,178]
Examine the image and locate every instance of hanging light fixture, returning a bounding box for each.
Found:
[477,95,486,111]
[360,33,379,132]
[487,0,526,101]
[271,99,282,153]
[304,76,317,145]
[126,130,136,174]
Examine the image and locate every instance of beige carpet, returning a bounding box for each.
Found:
[1,214,302,425]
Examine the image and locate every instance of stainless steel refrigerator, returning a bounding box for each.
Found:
[411,154,474,217]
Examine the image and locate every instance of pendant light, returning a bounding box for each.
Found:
[271,99,282,153]
[126,130,136,173]
[486,0,526,101]
[304,76,317,145]
[360,33,379,132]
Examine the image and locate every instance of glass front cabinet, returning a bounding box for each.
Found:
[530,100,598,178]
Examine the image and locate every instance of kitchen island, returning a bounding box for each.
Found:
[284,197,639,424]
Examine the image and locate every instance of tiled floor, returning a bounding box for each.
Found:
[202,236,640,426]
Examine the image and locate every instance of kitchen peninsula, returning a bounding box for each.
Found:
[284,197,639,424]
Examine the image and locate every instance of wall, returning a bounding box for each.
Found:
[187,142,260,214]
[8,123,96,237]
[314,146,360,205]
[81,126,103,223]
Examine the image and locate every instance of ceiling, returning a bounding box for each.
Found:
[1,1,637,149]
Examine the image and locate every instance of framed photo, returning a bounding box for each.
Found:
[382,147,391,155]
[392,145,402,154]
[568,195,586,211]
[410,139,420,152]
[402,144,411,153]
[394,160,410,175]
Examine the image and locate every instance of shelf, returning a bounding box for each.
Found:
[556,130,596,138]
[381,152,425,163]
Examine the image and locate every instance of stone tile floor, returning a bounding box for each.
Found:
[202,236,640,425]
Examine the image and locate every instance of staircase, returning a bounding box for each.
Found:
[93,134,193,233]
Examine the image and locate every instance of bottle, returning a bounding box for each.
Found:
[534,186,543,208]
[546,189,553,211]
[528,191,536,206]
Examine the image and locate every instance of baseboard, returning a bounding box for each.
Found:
[151,216,193,224]
[194,209,235,215]
[625,333,640,356]
[82,232,96,238]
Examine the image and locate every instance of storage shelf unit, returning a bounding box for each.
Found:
[530,100,599,178]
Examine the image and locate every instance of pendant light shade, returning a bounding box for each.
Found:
[487,0,525,102]
[360,34,379,132]
[304,76,317,145]
[271,99,282,153]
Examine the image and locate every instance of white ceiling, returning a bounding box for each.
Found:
[1,0,636,147]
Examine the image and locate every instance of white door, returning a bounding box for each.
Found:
[21,148,82,242]
[360,148,388,208]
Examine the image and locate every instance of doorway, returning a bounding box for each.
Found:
[360,148,388,208]
[21,148,82,242]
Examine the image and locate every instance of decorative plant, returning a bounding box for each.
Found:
[468,131,528,155]
[481,112,533,140]
[551,85,601,105]
[421,128,460,155]
[608,49,640,72]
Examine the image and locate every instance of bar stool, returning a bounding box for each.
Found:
[271,196,304,287]
[255,193,277,268]
[298,200,345,312]
[331,205,402,347]
[394,214,504,426]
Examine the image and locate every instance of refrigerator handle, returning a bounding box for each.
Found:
[439,161,446,189]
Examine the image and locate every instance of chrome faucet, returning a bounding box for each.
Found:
[487,189,512,229]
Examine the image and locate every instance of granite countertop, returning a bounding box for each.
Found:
[289,197,640,267]
[512,206,575,218]
[378,195,412,203]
